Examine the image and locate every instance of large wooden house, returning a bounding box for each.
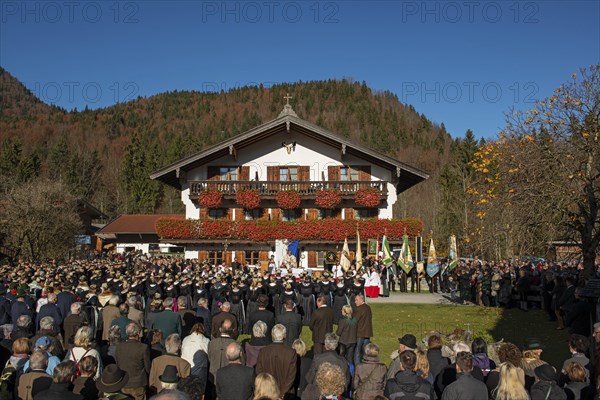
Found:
[150,102,429,267]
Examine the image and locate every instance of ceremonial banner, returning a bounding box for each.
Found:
[367,239,378,255]
[447,235,458,272]
[426,238,440,277]
[382,235,393,267]
[340,237,351,272]
[398,235,414,274]
[356,228,363,270]
[415,236,423,262]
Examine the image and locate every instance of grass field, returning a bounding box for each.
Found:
[288,304,571,369]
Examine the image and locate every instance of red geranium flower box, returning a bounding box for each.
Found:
[236,189,261,209]
[355,188,381,208]
[197,190,223,208]
[276,190,301,209]
[315,189,342,209]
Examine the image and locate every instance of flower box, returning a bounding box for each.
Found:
[355,188,381,207]
[276,190,301,209]
[197,190,223,208]
[315,189,342,209]
[236,189,261,209]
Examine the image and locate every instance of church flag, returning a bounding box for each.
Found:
[340,237,351,272]
[367,239,378,255]
[447,235,458,272]
[398,235,414,274]
[288,240,300,259]
[382,235,393,267]
[356,228,363,270]
[426,238,439,277]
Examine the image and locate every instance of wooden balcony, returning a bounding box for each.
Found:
[189,180,388,200]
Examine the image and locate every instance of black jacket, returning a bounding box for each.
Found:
[276,311,302,346]
[427,348,450,380]
[33,382,83,400]
[530,381,567,400]
[384,370,434,400]
[216,363,255,400]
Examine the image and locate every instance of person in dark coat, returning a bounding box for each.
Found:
[384,350,435,400]
[216,342,255,400]
[111,304,133,341]
[292,338,312,399]
[56,286,75,325]
[72,356,99,400]
[309,295,334,356]
[304,332,351,398]
[114,322,150,400]
[63,303,88,348]
[33,360,83,400]
[566,288,593,337]
[151,298,182,343]
[195,298,211,336]
[276,299,302,347]
[36,294,63,333]
[336,305,357,365]
[255,323,298,397]
[211,302,239,340]
[354,293,373,366]
[246,295,275,340]
[11,289,33,329]
[530,364,567,400]
[441,351,488,400]
[515,269,531,312]
[558,277,577,320]
[427,333,450,380]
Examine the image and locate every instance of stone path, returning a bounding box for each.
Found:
[366,290,456,305]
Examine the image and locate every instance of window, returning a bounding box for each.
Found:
[279,167,298,181]
[355,208,378,220]
[208,209,227,220]
[245,209,262,220]
[219,167,238,181]
[208,251,223,266]
[245,250,260,265]
[282,209,301,221]
[340,167,359,181]
[317,251,326,267]
[319,209,340,219]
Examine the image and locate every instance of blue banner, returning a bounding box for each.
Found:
[288,240,299,258]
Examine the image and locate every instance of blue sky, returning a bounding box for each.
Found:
[1,0,598,139]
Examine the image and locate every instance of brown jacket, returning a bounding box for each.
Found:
[127,308,145,329]
[149,354,190,393]
[256,342,297,394]
[207,336,236,381]
[353,358,387,400]
[101,305,120,341]
[17,370,52,400]
[310,306,333,344]
[115,339,151,388]
[355,303,373,338]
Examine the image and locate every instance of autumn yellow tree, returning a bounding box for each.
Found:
[480,65,600,276]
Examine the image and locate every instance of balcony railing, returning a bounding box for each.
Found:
[189,180,387,199]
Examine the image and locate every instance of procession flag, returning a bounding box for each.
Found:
[367,239,378,255]
[356,227,363,270]
[426,238,440,277]
[398,235,414,274]
[447,235,458,272]
[340,237,351,272]
[382,235,393,267]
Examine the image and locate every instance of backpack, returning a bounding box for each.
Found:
[71,348,92,378]
[0,360,17,400]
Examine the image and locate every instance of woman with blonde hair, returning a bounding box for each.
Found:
[415,348,433,384]
[253,372,282,400]
[354,343,387,399]
[336,304,357,364]
[65,325,102,379]
[492,362,529,400]
[564,362,594,400]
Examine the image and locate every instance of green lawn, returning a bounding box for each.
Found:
[292,304,570,369]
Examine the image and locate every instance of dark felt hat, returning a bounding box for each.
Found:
[399,334,417,350]
[96,364,129,393]
[534,364,557,382]
[159,365,180,384]
[523,337,545,350]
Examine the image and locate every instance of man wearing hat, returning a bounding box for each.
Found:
[96,364,132,400]
[157,365,180,392]
[387,334,418,379]
[10,287,32,328]
[522,338,548,378]
[530,364,566,400]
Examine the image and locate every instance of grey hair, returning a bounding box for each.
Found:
[40,316,55,330]
[220,302,231,312]
[30,348,49,370]
[163,297,174,309]
[252,321,267,338]
[452,342,471,354]
[127,296,139,308]
[47,293,57,303]
[70,302,82,314]
[197,298,208,307]
[271,324,286,342]
[126,322,142,338]
[324,332,339,351]
[177,297,186,308]
[165,333,182,354]
[16,314,32,328]
[108,294,120,306]
[225,342,243,362]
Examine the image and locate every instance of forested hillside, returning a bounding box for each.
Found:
[0,67,470,243]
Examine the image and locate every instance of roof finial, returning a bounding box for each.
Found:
[278,92,298,118]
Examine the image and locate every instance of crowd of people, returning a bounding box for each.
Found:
[0,253,596,400]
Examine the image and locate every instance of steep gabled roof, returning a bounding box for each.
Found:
[150,105,429,192]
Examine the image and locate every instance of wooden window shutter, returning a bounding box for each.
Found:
[223,251,232,266]
[207,166,220,181]
[200,207,208,221]
[271,208,281,221]
[308,251,317,268]
[358,166,371,181]
[267,166,279,194]
[328,166,340,181]
[225,209,232,220]
[259,208,268,220]
[235,251,245,263]
[334,209,342,220]
[299,166,310,192]
[240,166,250,181]
[198,250,208,261]
[307,208,319,220]
[234,208,244,221]
[259,251,269,261]
[344,208,355,220]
